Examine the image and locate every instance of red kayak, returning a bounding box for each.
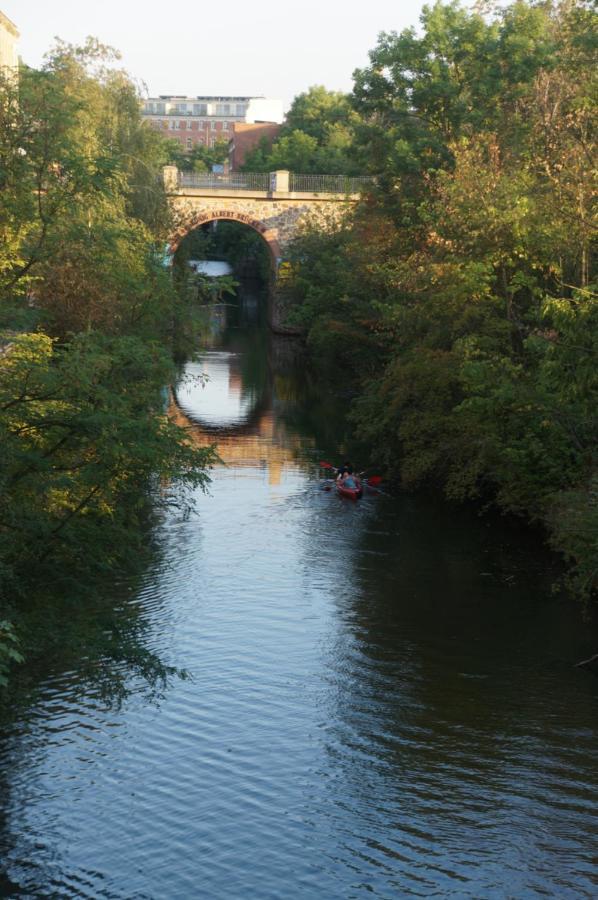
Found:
[336,478,363,500]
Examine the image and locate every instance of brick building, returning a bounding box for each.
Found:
[228,122,281,170]
[141,95,283,158]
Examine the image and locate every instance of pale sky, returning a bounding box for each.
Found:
[4,0,429,107]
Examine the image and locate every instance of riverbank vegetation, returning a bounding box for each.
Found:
[0,41,215,686]
[281,0,597,602]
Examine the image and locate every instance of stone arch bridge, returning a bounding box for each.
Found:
[165,167,373,330]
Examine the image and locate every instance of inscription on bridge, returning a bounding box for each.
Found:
[186,209,268,234]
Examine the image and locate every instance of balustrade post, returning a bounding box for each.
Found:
[270,170,290,194]
[163,165,179,192]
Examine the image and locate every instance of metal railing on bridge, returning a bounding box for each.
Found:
[177,171,376,194]
[179,172,271,191]
[288,174,375,194]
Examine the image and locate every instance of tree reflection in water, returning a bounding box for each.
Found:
[0,510,189,718]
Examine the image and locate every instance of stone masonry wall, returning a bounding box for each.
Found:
[169,195,352,260]
[168,191,356,332]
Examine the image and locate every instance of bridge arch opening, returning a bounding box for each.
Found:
[169,210,281,270]
[171,213,279,333]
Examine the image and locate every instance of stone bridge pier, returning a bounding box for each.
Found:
[165,167,369,332]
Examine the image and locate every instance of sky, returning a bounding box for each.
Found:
[4,0,428,108]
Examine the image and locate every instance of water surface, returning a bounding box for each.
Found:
[1,296,597,898]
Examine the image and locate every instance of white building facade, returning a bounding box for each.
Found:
[0,10,19,75]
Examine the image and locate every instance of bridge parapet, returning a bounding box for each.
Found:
[165,167,375,200]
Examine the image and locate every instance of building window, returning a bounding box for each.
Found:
[157,103,165,114]
[211,121,217,130]
[222,121,229,131]
[186,138,192,149]
[235,104,245,116]
[170,120,177,130]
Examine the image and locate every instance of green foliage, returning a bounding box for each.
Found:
[243,86,361,175]
[33,206,176,339]
[285,0,598,602]
[285,86,355,141]
[0,41,172,312]
[548,475,598,602]
[163,138,229,173]
[0,331,216,589]
[0,40,216,684]
[0,620,24,687]
[351,0,561,215]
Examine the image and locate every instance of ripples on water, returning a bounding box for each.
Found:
[1,299,597,898]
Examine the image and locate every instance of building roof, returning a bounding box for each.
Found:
[155,95,265,102]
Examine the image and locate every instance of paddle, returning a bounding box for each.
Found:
[319,461,336,471]
[363,477,390,496]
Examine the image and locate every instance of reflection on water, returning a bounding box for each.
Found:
[177,351,261,430]
[172,286,314,485]
[189,260,233,277]
[1,290,597,898]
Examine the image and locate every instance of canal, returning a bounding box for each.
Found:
[1,290,597,898]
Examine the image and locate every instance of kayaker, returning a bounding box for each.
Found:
[341,469,358,490]
[336,461,353,482]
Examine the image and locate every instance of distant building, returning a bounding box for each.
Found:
[228,122,281,171]
[141,95,284,156]
[0,10,19,74]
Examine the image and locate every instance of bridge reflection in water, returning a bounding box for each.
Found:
[170,292,314,485]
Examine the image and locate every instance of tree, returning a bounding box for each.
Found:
[285,85,357,142]
[0,40,216,684]
[0,329,216,589]
[350,0,558,212]
[163,138,229,173]
[243,86,362,175]
[0,39,172,321]
[284,0,597,602]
